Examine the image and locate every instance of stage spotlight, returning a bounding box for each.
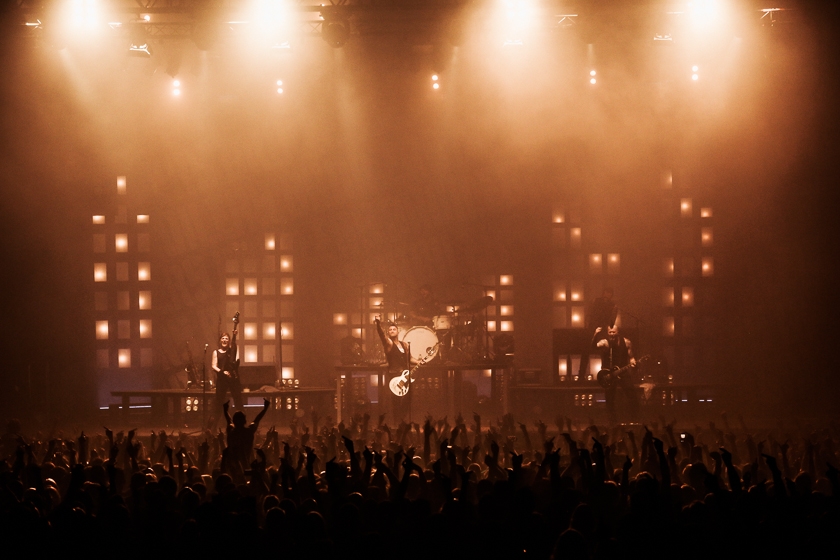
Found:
[276,79,284,94]
[127,23,151,57]
[431,74,440,90]
[589,71,597,85]
[322,19,350,48]
[691,65,699,81]
[172,79,181,96]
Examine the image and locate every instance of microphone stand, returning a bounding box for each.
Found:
[202,344,208,429]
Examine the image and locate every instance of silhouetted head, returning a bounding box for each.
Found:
[232,411,246,427]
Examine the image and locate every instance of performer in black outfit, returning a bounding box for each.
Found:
[578,287,618,378]
[375,317,412,420]
[594,325,639,423]
[212,331,243,413]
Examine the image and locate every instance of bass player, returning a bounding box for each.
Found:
[594,325,640,423]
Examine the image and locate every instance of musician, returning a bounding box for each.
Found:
[212,331,243,412]
[375,318,411,374]
[409,285,440,327]
[594,325,639,422]
[579,287,618,377]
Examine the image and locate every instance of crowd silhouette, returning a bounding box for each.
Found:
[1,403,838,558]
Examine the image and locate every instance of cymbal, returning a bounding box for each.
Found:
[460,295,494,314]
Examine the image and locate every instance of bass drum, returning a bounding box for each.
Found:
[400,326,439,363]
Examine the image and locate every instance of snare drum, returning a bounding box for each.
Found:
[432,315,451,331]
[400,326,439,362]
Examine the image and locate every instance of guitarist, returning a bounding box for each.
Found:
[594,325,639,422]
[375,317,412,418]
[212,329,243,415]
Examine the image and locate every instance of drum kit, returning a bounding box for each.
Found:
[392,295,495,365]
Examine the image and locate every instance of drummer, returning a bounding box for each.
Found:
[409,284,441,327]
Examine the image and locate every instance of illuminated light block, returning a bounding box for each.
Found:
[115,234,128,252]
[552,209,565,223]
[663,288,675,306]
[700,207,713,218]
[485,290,496,301]
[139,319,152,338]
[226,279,240,296]
[280,278,293,295]
[243,323,258,340]
[663,317,675,336]
[571,306,585,327]
[369,297,383,309]
[370,283,384,294]
[487,321,497,332]
[244,345,258,363]
[607,253,620,274]
[333,313,347,325]
[499,275,513,286]
[94,263,107,282]
[282,367,294,379]
[661,170,673,189]
[589,254,603,274]
[117,176,127,195]
[482,369,492,378]
[244,278,258,295]
[92,215,105,224]
[702,257,714,277]
[280,255,293,272]
[570,228,582,248]
[370,374,379,387]
[116,262,129,281]
[558,358,567,381]
[136,215,149,224]
[500,305,514,316]
[265,233,275,250]
[138,291,151,310]
[96,321,109,340]
[263,323,276,339]
[500,321,514,332]
[554,282,567,302]
[352,327,363,338]
[280,322,293,339]
[681,287,694,306]
[570,282,584,302]
[589,356,602,378]
[118,349,131,368]
[701,227,713,247]
[680,198,693,218]
[137,262,150,281]
[117,320,130,339]
[93,234,106,253]
[664,258,674,277]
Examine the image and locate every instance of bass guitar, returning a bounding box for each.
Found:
[389,344,439,397]
[597,355,650,389]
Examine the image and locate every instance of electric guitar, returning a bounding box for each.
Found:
[597,355,650,389]
[389,344,439,396]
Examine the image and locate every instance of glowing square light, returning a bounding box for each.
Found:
[244,278,258,295]
[701,207,713,218]
[369,297,383,309]
[139,319,152,338]
[661,170,673,189]
[118,349,131,368]
[663,288,675,306]
[137,262,151,281]
[487,320,497,332]
[282,367,294,379]
[352,327,363,338]
[663,317,675,336]
[664,258,674,277]
[485,290,496,301]
[138,291,151,310]
[554,282,567,302]
[263,323,276,339]
[499,275,513,286]
[500,305,514,316]
[552,209,565,223]
[701,227,713,247]
[571,306,585,327]
[607,253,620,274]
[280,256,293,271]
[280,278,293,295]
[370,283,384,294]
[243,323,258,340]
[115,234,128,252]
[136,215,149,224]
[680,198,693,218]
[265,233,275,250]
[570,228,582,248]
[92,215,105,224]
[96,321,109,340]
[681,287,694,306]
[244,345,258,363]
[116,176,126,195]
[94,263,107,282]
[280,322,293,339]
[500,320,513,332]
[702,257,714,277]
[333,313,347,325]
[570,282,583,302]
[226,278,240,296]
